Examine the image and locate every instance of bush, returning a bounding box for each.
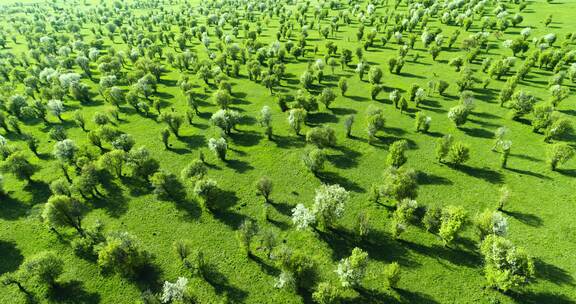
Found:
[150,170,183,200]
[181,159,207,181]
[210,109,241,135]
[194,179,220,211]
[335,247,368,288]
[20,251,64,289]
[414,112,431,133]
[256,176,273,202]
[312,184,350,229]
[306,126,336,148]
[474,210,508,240]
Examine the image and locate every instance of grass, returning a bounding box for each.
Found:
[0,0,575,303]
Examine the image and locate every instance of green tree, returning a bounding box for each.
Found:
[42,195,85,236]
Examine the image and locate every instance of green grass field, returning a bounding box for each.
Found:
[0,0,575,303]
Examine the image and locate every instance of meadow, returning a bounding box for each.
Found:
[0,0,575,303]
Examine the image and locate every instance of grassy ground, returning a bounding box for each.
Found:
[0,0,575,303]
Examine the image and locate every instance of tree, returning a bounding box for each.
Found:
[208,137,227,160]
[1,152,36,182]
[547,143,574,170]
[335,247,368,288]
[161,128,170,149]
[259,106,273,139]
[318,88,337,110]
[439,205,467,245]
[312,282,340,304]
[288,109,307,135]
[380,167,418,201]
[300,70,314,90]
[161,277,189,303]
[386,140,408,168]
[213,89,232,109]
[448,105,469,127]
[97,231,150,277]
[366,107,385,140]
[368,66,383,84]
[306,126,336,148]
[47,99,65,121]
[474,210,508,240]
[42,195,85,236]
[150,170,182,200]
[237,219,258,257]
[312,184,350,229]
[338,77,348,96]
[303,148,326,175]
[210,109,241,135]
[181,159,207,182]
[53,139,77,165]
[98,150,126,177]
[447,142,470,165]
[344,115,354,138]
[194,179,220,211]
[480,235,535,292]
[256,176,273,203]
[159,112,184,138]
[384,262,401,289]
[544,117,572,143]
[21,251,63,290]
[415,112,431,132]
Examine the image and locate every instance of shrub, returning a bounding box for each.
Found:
[288,108,307,135]
[422,206,442,233]
[194,179,220,211]
[414,112,431,133]
[312,184,350,229]
[20,251,64,289]
[448,105,469,127]
[210,109,241,135]
[335,247,368,288]
[181,159,207,181]
[312,282,340,304]
[474,210,508,240]
[256,176,273,202]
[150,170,182,200]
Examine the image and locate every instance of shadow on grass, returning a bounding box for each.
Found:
[328,145,361,169]
[225,158,254,173]
[509,290,575,304]
[204,263,248,302]
[49,280,101,304]
[230,131,262,147]
[273,134,306,149]
[461,127,493,139]
[350,286,439,304]
[502,210,543,227]
[417,171,453,185]
[23,180,51,205]
[0,196,30,220]
[505,167,551,180]
[0,240,23,275]
[400,239,482,268]
[453,165,504,184]
[318,171,365,193]
[179,134,205,149]
[535,258,575,286]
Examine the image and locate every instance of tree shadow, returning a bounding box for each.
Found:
[318,171,365,193]
[204,263,248,302]
[505,167,551,180]
[270,200,294,217]
[347,95,369,102]
[92,174,129,217]
[307,112,339,125]
[535,258,575,286]
[454,165,504,184]
[556,169,576,177]
[230,131,261,147]
[501,210,543,227]
[461,127,493,138]
[49,280,101,304]
[400,239,482,268]
[179,134,205,149]
[509,290,575,304]
[23,180,51,205]
[510,153,541,163]
[273,135,306,149]
[0,240,23,275]
[133,263,163,293]
[331,107,357,115]
[174,197,202,221]
[417,171,453,185]
[0,196,29,220]
[328,145,361,169]
[225,158,254,173]
[248,254,280,276]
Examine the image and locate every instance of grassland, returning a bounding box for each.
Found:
[0,0,575,303]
